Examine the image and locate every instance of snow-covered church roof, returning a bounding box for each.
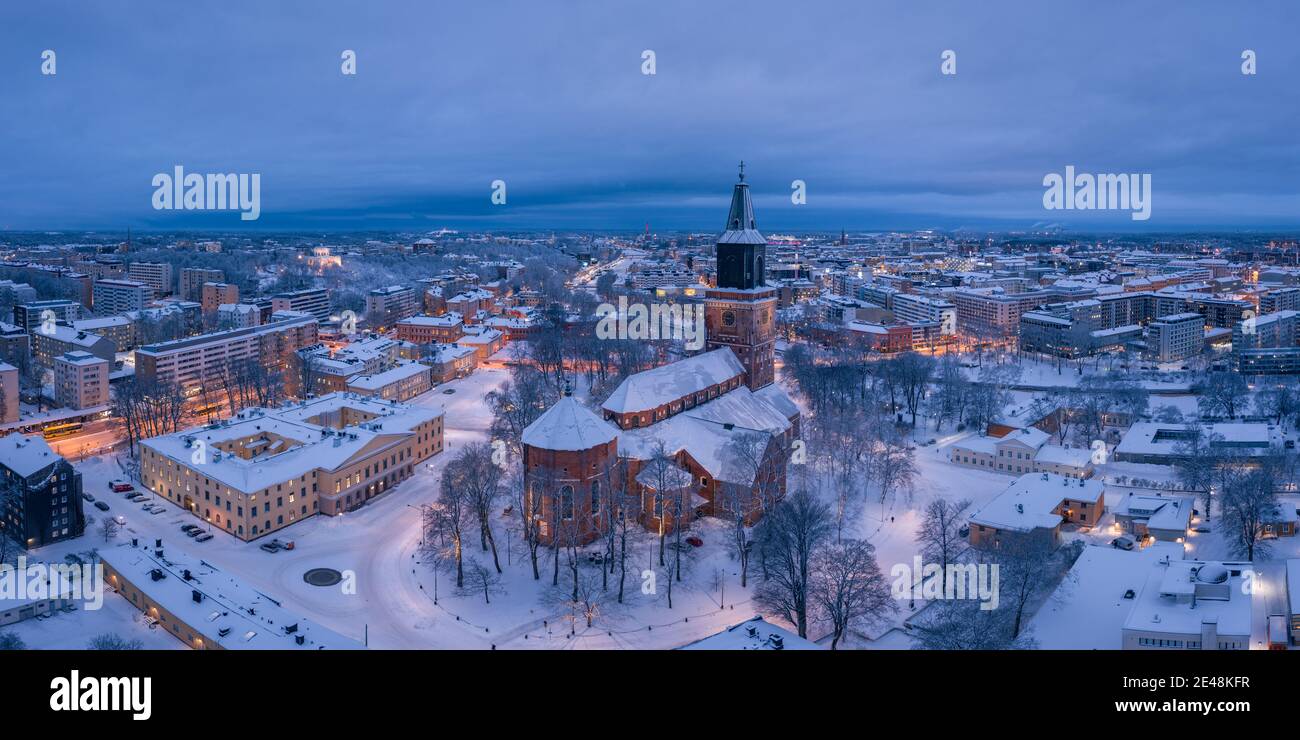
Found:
[522,395,618,452]
[601,348,745,416]
[619,385,792,486]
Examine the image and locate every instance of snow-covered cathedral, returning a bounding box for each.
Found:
[521,169,801,545]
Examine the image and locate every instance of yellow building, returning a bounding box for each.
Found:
[138,392,444,540]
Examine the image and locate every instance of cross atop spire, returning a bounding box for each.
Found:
[738,160,745,182]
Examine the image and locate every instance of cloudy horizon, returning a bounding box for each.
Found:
[4,1,1300,232]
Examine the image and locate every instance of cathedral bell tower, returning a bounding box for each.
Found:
[704,163,777,390]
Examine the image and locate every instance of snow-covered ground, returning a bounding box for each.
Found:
[15,351,769,650]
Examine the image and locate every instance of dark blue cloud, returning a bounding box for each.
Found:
[2,0,1299,231]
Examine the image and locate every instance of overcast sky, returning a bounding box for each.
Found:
[3,1,1299,232]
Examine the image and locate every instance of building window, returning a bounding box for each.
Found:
[590,481,600,517]
[559,485,574,520]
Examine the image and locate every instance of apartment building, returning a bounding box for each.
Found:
[72,315,134,351]
[0,324,28,370]
[216,303,261,329]
[179,267,225,301]
[631,262,699,291]
[137,392,444,539]
[53,350,109,410]
[0,362,17,423]
[0,433,84,549]
[365,285,418,328]
[890,293,956,333]
[1146,312,1205,363]
[425,343,477,383]
[13,299,79,334]
[127,261,174,296]
[446,289,495,321]
[953,287,1067,339]
[395,313,466,344]
[32,326,116,367]
[201,282,239,314]
[1233,310,1300,374]
[1260,287,1300,315]
[134,313,319,392]
[346,361,433,401]
[271,287,331,323]
[93,278,152,314]
[0,281,37,309]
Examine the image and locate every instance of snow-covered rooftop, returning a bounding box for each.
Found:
[1031,542,1185,649]
[678,615,821,650]
[1112,492,1194,531]
[347,361,430,391]
[1122,558,1254,639]
[522,396,618,452]
[968,472,1102,533]
[0,432,65,477]
[139,392,443,494]
[100,540,364,650]
[602,348,745,415]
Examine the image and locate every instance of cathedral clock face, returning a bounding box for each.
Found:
[722,310,736,327]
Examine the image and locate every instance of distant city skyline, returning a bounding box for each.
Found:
[4,1,1300,231]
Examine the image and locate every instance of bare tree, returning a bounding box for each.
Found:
[916,497,971,594]
[98,516,120,543]
[911,598,1037,650]
[1198,371,1250,420]
[87,633,144,650]
[873,432,917,516]
[753,489,834,638]
[436,463,473,588]
[1220,468,1277,561]
[486,364,557,458]
[810,539,895,649]
[454,442,504,573]
[458,556,504,604]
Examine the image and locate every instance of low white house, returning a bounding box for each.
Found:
[1111,492,1195,542]
[949,426,1094,479]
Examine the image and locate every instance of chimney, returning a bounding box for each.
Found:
[1200,617,1219,650]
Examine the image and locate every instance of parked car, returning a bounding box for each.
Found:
[94,501,110,511]
[270,539,294,550]
[1111,535,1137,550]
[685,536,704,548]
[195,533,213,542]
[82,493,95,502]
[148,507,164,515]
[181,524,201,533]
[260,543,281,553]
[185,528,203,537]
[442,388,456,395]
[1193,526,1211,534]
[110,480,134,492]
